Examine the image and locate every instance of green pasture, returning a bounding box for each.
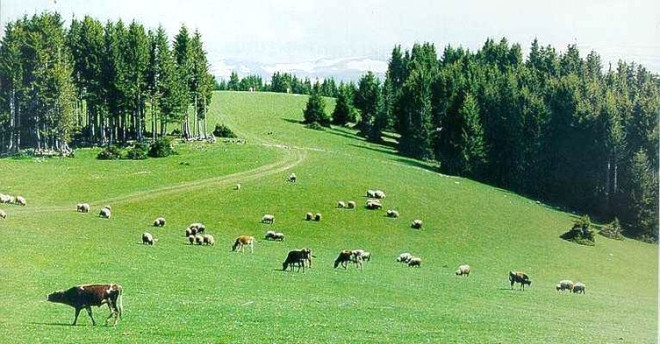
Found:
[0,91,657,343]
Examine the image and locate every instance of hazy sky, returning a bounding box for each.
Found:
[2,0,659,78]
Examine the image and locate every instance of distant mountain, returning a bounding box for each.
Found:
[211,56,388,83]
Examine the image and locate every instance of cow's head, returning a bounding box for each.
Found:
[47,290,66,303]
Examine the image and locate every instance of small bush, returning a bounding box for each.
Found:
[97,145,124,160]
[213,124,237,138]
[560,214,595,246]
[126,142,149,160]
[149,137,175,158]
[600,217,624,240]
[306,122,325,131]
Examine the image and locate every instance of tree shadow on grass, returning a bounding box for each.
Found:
[281,118,302,124]
[393,158,439,174]
[29,322,77,327]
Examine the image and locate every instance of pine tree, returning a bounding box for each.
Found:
[331,87,352,126]
[303,83,329,127]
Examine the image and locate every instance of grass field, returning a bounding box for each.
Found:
[0,91,657,343]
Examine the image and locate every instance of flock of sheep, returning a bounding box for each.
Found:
[4,174,586,297]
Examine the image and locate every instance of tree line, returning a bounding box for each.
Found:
[0,11,214,153]
[307,39,659,241]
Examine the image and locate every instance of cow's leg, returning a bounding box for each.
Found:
[85,306,96,325]
[72,307,82,325]
[510,280,514,289]
[105,302,116,325]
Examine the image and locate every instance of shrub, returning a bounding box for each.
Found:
[213,124,237,138]
[306,122,324,131]
[97,145,124,160]
[126,142,149,160]
[560,214,595,246]
[149,137,175,158]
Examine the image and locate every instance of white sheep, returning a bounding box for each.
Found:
[337,201,346,208]
[99,207,111,219]
[366,190,376,198]
[408,257,422,267]
[0,193,8,203]
[366,200,382,210]
[374,190,386,199]
[234,183,241,190]
[194,234,204,245]
[153,217,166,227]
[0,209,6,219]
[572,282,586,294]
[386,209,400,218]
[187,235,196,245]
[16,196,26,206]
[353,249,371,262]
[396,253,413,263]
[76,203,90,213]
[261,214,275,224]
[556,280,575,292]
[142,232,157,245]
[314,213,322,221]
[411,219,423,229]
[455,264,471,276]
[347,201,356,209]
[202,234,215,246]
[305,212,313,221]
[189,223,205,234]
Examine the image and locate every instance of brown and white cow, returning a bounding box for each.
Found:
[232,235,255,253]
[509,271,532,290]
[334,250,362,270]
[47,283,123,326]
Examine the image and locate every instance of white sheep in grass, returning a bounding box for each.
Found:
[142,232,157,245]
[455,264,471,276]
[352,249,371,262]
[366,190,376,198]
[305,212,313,221]
[556,280,575,292]
[0,194,8,203]
[337,201,346,208]
[194,234,204,245]
[314,213,322,221]
[386,210,399,218]
[408,257,422,267]
[187,235,196,245]
[374,190,386,199]
[265,230,285,241]
[347,201,356,209]
[189,223,205,234]
[0,209,6,219]
[366,200,382,210]
[396,252,413,263]
[15,196,26,206]
[572,282,586,294]
[76,203,90,213]
[153,217,166,227]
[202,234,215,246]
[411,219,423,229]
[99,207,111,219]
[234,183,241,190]
[261,214,275,224]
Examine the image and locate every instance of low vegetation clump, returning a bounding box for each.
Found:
[213,123,237,138]
[148,137,176,158]
[561,214,596,246]
[97,145,124,160]
[600,217,624,240]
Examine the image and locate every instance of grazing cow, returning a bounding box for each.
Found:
[282,248,313,272]
[232,235,255,253]
[509,271,532,290]
[47,283,123,326]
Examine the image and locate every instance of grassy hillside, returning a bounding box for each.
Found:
[0,91,656,343]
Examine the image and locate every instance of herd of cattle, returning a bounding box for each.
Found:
[2,180,587,327]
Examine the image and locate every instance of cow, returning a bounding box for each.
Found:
[509,271,532,290]
[47,283,123,326]
[334,250,362,270]
[282,248,313,272]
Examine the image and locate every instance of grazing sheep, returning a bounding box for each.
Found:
[103,205,111,210]
[366,190,376,198]
[185,228,195,237]
[408,257,422,267]
[396,252,413,263]
[572,282,586,294]
[0,194,8,203]
[261,214,275,224]
[189,223,205,234]
[153,217,166,227]
[334,250,361,269]
[16,196,26,206]
[353,249,371,262]
[194,235,204,245]
[287,173,297,182]
[142,232,156,245]
[366,200,382,210]
[187,235,195,245]
[411,219,423,229]
[202,234,215,246]
[337,201,346,208]
[99,207,111,219]
[374,190,386,199]
[0,209,6,219]
[232,235,255,253]
[347,201,356,209]
[314,213,322,221]
[455,264,471,276]
[305,212,313,221]
[386,210,400,218]
[234,183,241,190]
[265,230,276,239]
[265,230,284,241]
[76,203,90,213]
[556,280,575,292]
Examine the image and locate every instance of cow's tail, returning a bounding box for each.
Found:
[116,285,123,318]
